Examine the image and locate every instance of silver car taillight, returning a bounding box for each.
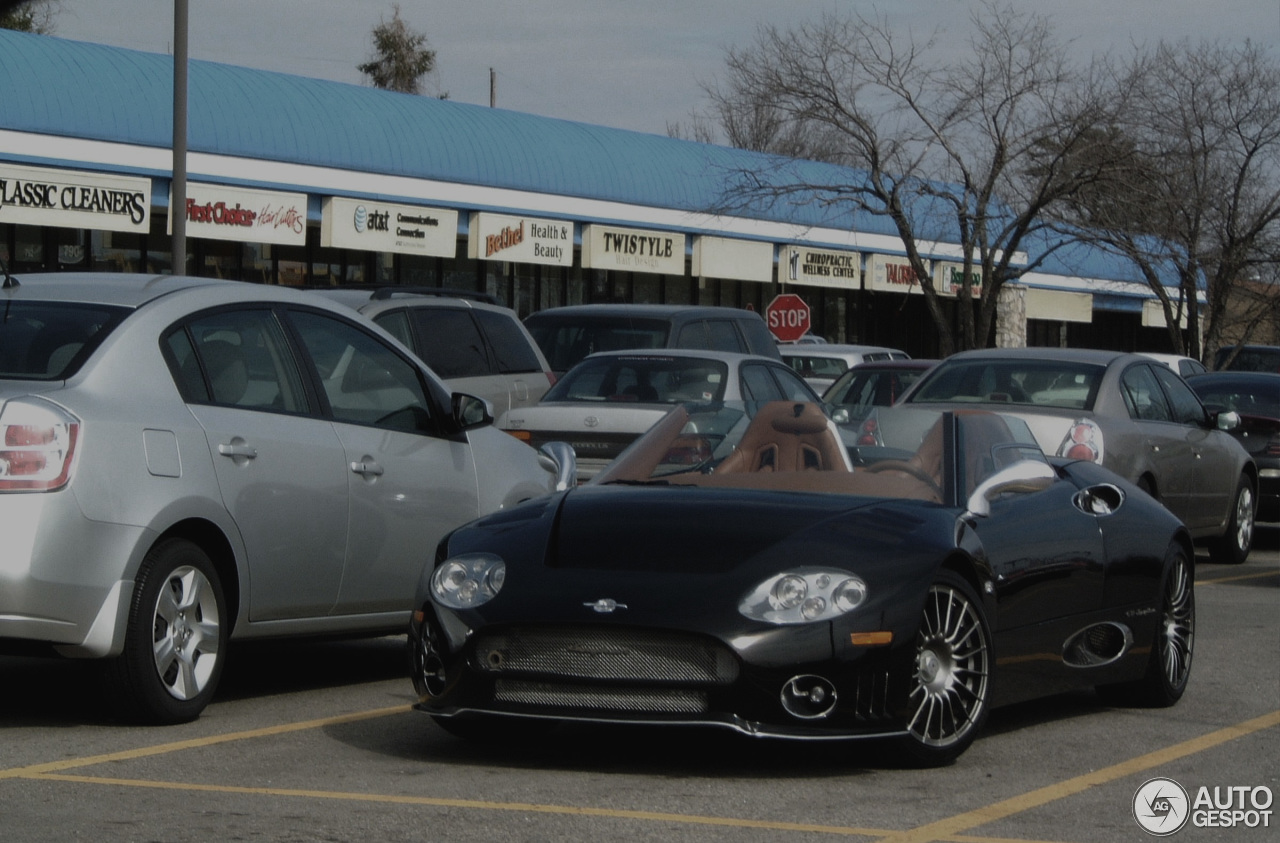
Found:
[1057,418,1104,464]
[0,398,80,492]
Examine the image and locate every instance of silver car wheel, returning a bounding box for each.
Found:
[907,580,990,748]
[1233,484,1255,555]
[151,565,222,701]
[1160,552,1194,691]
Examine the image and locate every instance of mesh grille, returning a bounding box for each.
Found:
[493,679,709,713]
[473,626,739,684]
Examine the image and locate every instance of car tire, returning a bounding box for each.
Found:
[105,538,227,724]
[1097,542,1194,707]
[1208,475,1255,565]
[892,570,992,767]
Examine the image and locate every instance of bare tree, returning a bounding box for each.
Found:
[1066,40,1280,360]
[700,3,1131,353]
[0,0,58,33]
[358,4,444,97]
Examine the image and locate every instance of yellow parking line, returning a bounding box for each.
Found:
[1198,568,1280,585]
[870,709,1280,843]
[0,704,410,778]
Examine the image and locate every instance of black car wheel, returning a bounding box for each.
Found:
[105,538,226,724]
[1097,542,1194,707]
[1208,475,1255,565]
[894,570,991,766]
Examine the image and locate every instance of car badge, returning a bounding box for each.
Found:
[584,416,600,428]
[584,598,627,613]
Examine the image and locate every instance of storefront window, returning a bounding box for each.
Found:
[200,238,241,280]
[275,243,308,286]
[148,214,173,274]
[243,243,273,284]
[91,230,144,273]
[13,224,45,271]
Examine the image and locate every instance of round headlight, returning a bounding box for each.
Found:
[740,568,870,625]
[431,553,506,609]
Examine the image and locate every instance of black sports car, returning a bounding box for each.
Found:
[409,400,1195,765]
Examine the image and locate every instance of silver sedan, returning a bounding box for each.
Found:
[0,272,568,723]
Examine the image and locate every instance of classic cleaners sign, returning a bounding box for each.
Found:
[468,212,573,267]
[0,163,150,233]
[321,197,458,257]
[172,182,307,246]
[581,224,685,275]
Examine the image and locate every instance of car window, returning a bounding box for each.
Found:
[473,309,542,374]
[1152,365,1208,426]
[1120,364,1173,422]
[289,310,433,433]
[703,319,745,353]
[739,363,784,403]
[910,359,1102,409]
[770,364,820,401]
[526,317,670,373]
[401,308,490,379]
[787,355,847,378]
[545,356,728,403]
[372,309,414,350]
[0,301,128,381]
[167,309,308,413]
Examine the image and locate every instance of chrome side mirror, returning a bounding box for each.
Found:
[451,393,494,431]
[966,459,1056,518]
[1216,410,1241,432]
[538,441,577,492]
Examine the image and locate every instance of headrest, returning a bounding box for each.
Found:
[765,401,830,435]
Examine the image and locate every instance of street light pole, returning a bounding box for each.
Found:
[172,0,188,275]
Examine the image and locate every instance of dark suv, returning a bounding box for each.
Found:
[1214,344,1280,373]
[524,304,782,377]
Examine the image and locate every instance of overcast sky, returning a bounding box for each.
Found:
[50,1,1280,136]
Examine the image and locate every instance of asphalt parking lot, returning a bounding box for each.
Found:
[2,531,1277,843]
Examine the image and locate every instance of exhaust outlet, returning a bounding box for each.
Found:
[781,675,838,719]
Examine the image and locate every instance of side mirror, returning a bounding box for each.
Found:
[451,393,493,431]
[538,441,577,492]
[828,405,850,425]
[965,459,1056,518]
[1216,410,1241,432]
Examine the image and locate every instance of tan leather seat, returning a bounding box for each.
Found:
[716,401,849,474]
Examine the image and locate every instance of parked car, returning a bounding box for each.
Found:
[822,359,938,421]
[410,400,1194,766]
[780,343,912,392]
[499,349,820,481]
[0,272,572,724]
[1187,371,1280,523]
[898,348,1256,563]
[1214,344,1280,373]
[523,304,781,377]
[1140,352,1207,378]
[310,287,555,415]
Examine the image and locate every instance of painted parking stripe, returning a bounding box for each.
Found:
[4,706,1277,842]
[1197,568,1280,586]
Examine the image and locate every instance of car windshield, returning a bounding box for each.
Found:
[526,317,671,373]
[1190,377,1279,416]
[594,400,1046,506]
[826,367,928,417]
[0,301,130,380]
[909,358,1104,410]
[544,355,729,404]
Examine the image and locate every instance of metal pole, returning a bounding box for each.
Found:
[172,0,188,275]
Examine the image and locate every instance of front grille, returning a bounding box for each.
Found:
[472,626,739,685]
[493,679,709,713]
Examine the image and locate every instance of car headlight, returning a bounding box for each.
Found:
[430,553,506,609]
[739,568,868,625]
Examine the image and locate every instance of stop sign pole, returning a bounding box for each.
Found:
[765,293,811,342]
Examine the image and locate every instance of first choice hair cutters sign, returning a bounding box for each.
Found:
[0,163,150,233]
[171,182,308,246]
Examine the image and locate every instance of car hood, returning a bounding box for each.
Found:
[497,403,672,434]
[437,484,953,630]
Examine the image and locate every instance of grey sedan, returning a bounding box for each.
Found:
[898,347,1256,563]
[0,272,569,723]
[498,349,820,481]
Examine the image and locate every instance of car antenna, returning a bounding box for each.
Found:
[1,256,17,289]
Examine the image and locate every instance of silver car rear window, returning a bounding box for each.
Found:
[0,301,129,380]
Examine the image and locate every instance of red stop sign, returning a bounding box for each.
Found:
[765,294,811,342]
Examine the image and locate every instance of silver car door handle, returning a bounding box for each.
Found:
[350,459,384,477]
[217,442,258,459]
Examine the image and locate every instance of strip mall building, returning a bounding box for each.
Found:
[0,29,1191,358]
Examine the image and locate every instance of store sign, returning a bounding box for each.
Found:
[867,253,929,295]
[172,182,307,246]
[783,245,861,290]
[933,261,984,298]
[321,197,458,256]
[0,163,150,233]
[467,212,573,267]
[692,236,773,283]
[1026,288,1093,324]
[581,224,685,275]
